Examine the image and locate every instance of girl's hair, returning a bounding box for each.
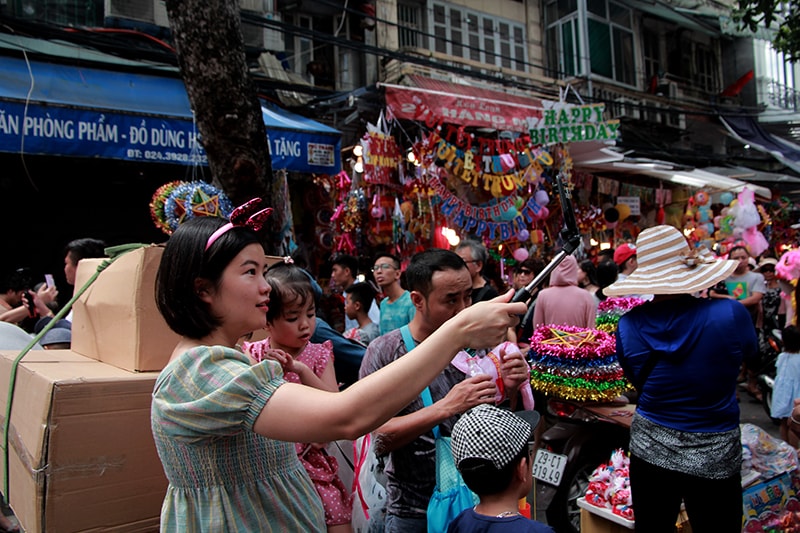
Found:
[265,263,315,322]
[594,261,619,302]
[579,259,599,287]
[156,216,262,338]
[782,325,800,353]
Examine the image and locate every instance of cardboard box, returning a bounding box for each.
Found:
[0,349,166,532]
[578,498,634,533]
[71,248,285,373]
[578,498,691,533]
[71,245,179,372]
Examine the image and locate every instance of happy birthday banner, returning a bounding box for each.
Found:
[527,103,621,145]
[428,173,544,240]
[423,130,554,198]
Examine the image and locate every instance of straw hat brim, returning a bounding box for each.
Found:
[603,258,738,297]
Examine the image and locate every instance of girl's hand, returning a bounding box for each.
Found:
[499,346,530,395]
[263,348,301,374]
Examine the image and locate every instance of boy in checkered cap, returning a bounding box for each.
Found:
[449,405,554,532]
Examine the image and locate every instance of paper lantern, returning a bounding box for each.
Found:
[615,204,631,221]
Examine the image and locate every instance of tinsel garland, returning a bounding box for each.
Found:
[529,369,631,402]
[529,324,616,359]
[596,297,645,334]
[528,324,632,401]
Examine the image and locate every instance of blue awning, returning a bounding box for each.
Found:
[0,55,340,173]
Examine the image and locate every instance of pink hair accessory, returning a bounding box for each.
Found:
[204,198,272,251]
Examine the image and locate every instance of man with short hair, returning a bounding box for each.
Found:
[343,282,380,346]
[614,243,653,301]
[456,240,499,303]
[614,243,638,281]
[359,249,529,533]
[64,237,106,286]
[372,253,415,334]
[331,254,380,331]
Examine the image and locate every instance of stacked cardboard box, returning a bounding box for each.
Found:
[70,245,178,373]
[0,349,165,532]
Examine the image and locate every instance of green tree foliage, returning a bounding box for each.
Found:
[736,0,800,60]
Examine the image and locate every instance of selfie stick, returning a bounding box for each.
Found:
[511,173,582,305]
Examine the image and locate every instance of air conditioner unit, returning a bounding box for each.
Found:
[667,81,680,99]
[612,97,641,120]
[242,12,283,51]
[154,0,168,27]
[105,0,154,23]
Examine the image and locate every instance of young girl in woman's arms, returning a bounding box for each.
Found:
[244,263,351,532]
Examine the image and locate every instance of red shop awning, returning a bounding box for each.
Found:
[383,76,544,133]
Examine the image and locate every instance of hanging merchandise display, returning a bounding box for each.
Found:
[362,111,403,185]
[149,180,233,235]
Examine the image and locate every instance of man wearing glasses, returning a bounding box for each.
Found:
[456,240,499,304]
[372,253,415,334]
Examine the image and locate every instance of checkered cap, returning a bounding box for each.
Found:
[452,404,540,470]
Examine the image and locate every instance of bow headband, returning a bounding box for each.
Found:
[205,198,273,251]
[679,248,716,269]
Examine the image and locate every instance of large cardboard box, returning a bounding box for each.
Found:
[71,245,179,372]
[0,349,166,532]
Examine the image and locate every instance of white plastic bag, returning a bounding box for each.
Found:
[351,433,388,532]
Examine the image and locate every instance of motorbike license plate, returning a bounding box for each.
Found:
[532,449,567,486]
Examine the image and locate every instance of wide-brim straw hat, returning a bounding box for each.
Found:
[604,225,738,297]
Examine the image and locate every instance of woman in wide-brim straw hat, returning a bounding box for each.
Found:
[605,225,758,533]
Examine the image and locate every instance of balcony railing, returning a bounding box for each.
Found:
[767,80,800,112]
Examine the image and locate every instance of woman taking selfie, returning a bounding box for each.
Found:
[150,200,525,532]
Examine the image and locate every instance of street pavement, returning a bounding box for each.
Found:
[739,387,781,440]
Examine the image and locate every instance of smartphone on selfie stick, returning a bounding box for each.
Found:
[511,172,582,306]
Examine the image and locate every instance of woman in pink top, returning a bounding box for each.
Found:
[533,255,597,329]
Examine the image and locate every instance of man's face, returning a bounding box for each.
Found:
[513,266,534,290]
[621,255,637,275]
[331,264,352,289]
[372,256,400,288]
[343,293,359,320]
[730,249,750,274]
[415,268,472,331]
[64,252,78,285]
[456,248,481,281]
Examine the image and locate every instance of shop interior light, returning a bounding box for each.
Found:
[590,238,599,246]
[353,144,363,157]
[353,159,364,173]
[599,242,611,250]
[441,227,460,247]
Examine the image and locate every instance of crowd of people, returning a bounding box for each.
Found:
[3,202,800,532]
